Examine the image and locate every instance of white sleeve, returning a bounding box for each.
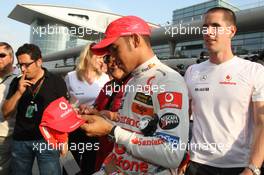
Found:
[252,63,264,101]
[64,74,71,92]
[184,65,193,100]
[64,73,77,102]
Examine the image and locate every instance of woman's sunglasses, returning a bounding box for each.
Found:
[103,55,111,64]
[0,53,7,58]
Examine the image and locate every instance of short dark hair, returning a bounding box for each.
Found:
[205,7,237,27]
[142,35,151,47]
[0,42,14,59]
[16,43,42,61]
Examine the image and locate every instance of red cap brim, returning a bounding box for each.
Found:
[41,116,85,133]
[41,97,85,133]
[90,47,110,56]
[92,37,119,50]
[39,126,68,148]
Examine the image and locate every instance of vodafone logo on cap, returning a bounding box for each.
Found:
[59,102,68,110]
[58,101,73,118]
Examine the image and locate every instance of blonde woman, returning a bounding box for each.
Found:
[65,43,109,174]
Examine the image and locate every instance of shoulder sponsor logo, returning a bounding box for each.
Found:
[159,113,179,130]
[157,92,182,109]
[219,75,237,85]
[141,63,156,73]
[134,92,153,105]
[131,103,154,116]
[155,132,179,148]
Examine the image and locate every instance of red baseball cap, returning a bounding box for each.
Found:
[90,42,109,56]
[92,16,151,51]
[40,97,85,133]
[39,125,68,148]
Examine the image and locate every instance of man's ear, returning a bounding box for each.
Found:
[229,25,237,39]
[131,34,140,48]
[36,58,42,67]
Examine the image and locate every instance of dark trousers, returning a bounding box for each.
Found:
[185,161,245,175]
[69,129,98,175]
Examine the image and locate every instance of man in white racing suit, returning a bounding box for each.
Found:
[80,16,189,174]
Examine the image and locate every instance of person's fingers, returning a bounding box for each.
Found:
[24,80,33,84]
[99,110,109,118]
[73,107,79,114]
[78,104,87,110]
[80,123,94,137]
[78,107,85,114]
[21,72,26,80]
[82,108,99,115]
[23,81,32,87]
[112,113,119,121]
[78,105,91,114]
[81,114,98,123]
[60,145,68,157]
[80,122,89,131]
[84,108,91,114]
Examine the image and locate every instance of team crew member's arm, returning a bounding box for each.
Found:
[249,102,264,165]
[242,64,264,175]
[241,101,264,175]
[2,74,31,119]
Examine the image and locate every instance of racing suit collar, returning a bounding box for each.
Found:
[132,55,160,77]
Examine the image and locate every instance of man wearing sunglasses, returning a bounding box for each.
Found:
[81,16,189,174]
[0,42,17,175]
[2,43,68,175]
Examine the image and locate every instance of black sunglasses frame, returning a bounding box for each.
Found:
[103,55,111,64]
[0,53,7,58]
[17,61,36,69]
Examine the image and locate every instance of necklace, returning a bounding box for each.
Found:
[25,77,45,118]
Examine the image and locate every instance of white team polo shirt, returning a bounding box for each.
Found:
[185,56,264,167]
[65,71,109,105]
